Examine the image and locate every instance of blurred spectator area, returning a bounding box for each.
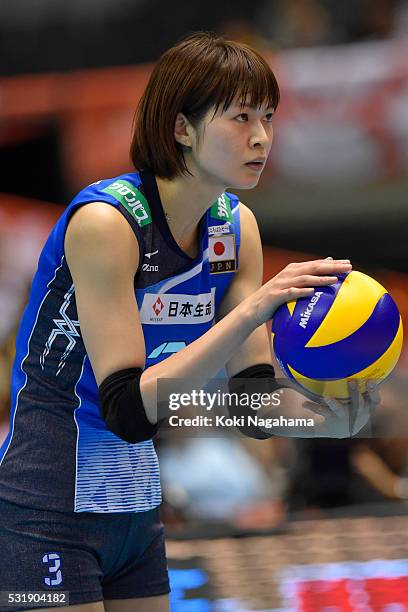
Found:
[1,38,408,268]
[0,0,260,77]
[0,197,60,426]
[255,0,408,48]
[0,66,150,203]
[1,0,407,76]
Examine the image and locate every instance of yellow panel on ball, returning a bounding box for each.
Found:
[288,316,403,399]
[306,271,387,348]
[271,270,404,400]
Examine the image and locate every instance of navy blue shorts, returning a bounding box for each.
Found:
[0,496,170,611]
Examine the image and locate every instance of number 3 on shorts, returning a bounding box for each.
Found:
[42,552,63,586]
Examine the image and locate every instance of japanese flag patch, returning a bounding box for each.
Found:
[209,234,236,274]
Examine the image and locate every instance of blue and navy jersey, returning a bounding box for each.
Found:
[0,171,241,513]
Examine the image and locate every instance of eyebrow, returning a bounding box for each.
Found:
[235,104,274,111]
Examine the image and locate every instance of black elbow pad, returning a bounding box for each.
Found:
[98,367,158,443]
[228,363,287,439]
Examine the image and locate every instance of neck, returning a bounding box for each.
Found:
[155,170,225,245]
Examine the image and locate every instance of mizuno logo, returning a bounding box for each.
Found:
[144,250,159,259]
[142,263,159,272]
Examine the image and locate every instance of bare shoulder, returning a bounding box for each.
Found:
[65,202,140,271]
[66,201,135,243]
[237,200,256,220]
[237,201,261,244]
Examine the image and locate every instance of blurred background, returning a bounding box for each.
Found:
[1,0,408,609]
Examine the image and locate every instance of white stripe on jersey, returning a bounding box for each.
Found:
[160,247,210,293]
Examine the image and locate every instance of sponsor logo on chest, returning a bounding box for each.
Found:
[140,289,215,324]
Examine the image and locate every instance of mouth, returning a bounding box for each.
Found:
[245,161,265,171]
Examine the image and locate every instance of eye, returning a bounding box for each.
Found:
[236,113,248,122]
[264,113,274,122]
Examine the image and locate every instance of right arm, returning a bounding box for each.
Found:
[65,203,352,426]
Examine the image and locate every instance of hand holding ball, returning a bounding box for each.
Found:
[272,271,403,400]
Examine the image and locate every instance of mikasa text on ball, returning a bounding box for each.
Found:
[271,271,403,400]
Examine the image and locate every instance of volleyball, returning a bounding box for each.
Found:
[271,271,403,400]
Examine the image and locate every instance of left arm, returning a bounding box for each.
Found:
[216,203,381,438]
[216,202,272,376]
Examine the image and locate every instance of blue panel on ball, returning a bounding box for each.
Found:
[272,276,343,341]
[274,293,400,379]
[290,281,341,345]
[271,302,293,334]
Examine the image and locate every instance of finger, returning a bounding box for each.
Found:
[283,287,318,300]
[348,379,364,431]
[302,401,335,420]
[291,275,339,287]
[305,397,343,420]
[296,275,339,285]
[293,259,351,271]
[323,397,346,419]
[307,258,350,264]
[294,257,340,264]
[321,380,345,417]
[364,380,381,412]
[316,262,352,272]
[349,380,376,435]
[306,398,350,438]
[348,380,361,407]
[310,257,334,262]
[301,402,337,437]
[366,379,381,403]
[299,261,352,273]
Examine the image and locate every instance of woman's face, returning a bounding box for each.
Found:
[188,98,274,190]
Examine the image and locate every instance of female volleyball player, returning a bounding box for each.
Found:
[0,32,379,611]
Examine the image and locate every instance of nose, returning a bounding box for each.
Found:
[249,121,272,149]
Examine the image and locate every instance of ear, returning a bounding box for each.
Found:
[174,113,193,148]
